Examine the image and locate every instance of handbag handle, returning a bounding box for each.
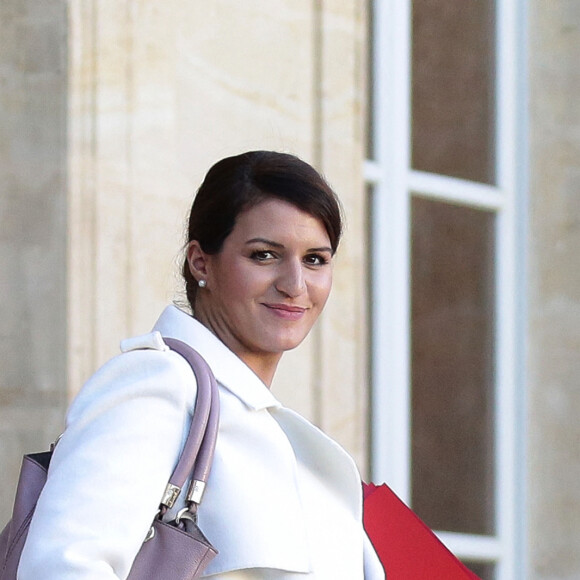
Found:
[159,338,220,509]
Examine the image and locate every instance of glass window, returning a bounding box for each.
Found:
[368,0,523,573]
[411,196,496,535]
[412,0,496,184]
[464,561,496,580]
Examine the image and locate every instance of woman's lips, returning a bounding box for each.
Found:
[263,303,307,321]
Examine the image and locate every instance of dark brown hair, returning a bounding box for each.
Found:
[183,150,343,310]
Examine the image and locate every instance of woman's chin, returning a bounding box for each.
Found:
[262,332,310,354]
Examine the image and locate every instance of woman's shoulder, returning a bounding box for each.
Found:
[19,331,200,580]
[66,331,198,426]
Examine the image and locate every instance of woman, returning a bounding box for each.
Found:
[18,151,384,579]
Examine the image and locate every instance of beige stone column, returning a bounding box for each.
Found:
[68,0,371,477]
[0,1,68,524]
[315,0,370,474]
[67,0,321,390]
[528,0,580,577]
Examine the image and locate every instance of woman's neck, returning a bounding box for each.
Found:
[193,309,282,388]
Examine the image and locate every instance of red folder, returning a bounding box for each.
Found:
[363,483,480,579]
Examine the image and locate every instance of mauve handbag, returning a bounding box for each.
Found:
[0,337,219,580]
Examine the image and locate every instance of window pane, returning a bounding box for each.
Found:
[412,0,496,183]
[411,196,495,535]
[463,561,496,580]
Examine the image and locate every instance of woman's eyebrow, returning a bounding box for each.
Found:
[245,237,284,248]
[246,238,332,254]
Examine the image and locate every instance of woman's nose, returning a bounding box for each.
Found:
[275,259,306,298]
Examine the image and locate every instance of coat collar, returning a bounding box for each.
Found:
[152,305,282,412]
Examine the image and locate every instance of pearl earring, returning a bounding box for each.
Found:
[198,279,207,289]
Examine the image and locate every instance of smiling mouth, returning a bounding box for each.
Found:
[263,303,308,320]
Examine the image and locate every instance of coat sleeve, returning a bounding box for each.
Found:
[18,347,197,580]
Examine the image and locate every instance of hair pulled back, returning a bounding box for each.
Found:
[183,150,343,311]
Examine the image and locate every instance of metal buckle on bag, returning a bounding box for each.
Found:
[175,507,198,525]
[186,479,206,504]
[160,483,181,509]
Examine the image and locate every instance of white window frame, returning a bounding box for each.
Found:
[365,1,528,578]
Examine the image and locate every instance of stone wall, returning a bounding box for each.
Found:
[67,0,370,471]
[0,0,369,528]
[528,0,580,577]
[0,1,68,524]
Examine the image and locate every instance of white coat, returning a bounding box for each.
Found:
[18,305,384,579]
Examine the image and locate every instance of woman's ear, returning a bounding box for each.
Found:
[186,240,210,283]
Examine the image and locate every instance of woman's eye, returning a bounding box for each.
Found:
[304,254,329,266]
[250,250,276,261]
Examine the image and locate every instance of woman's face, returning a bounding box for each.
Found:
[189,198,334,377]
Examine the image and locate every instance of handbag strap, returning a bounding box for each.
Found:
[159,338,219,509]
